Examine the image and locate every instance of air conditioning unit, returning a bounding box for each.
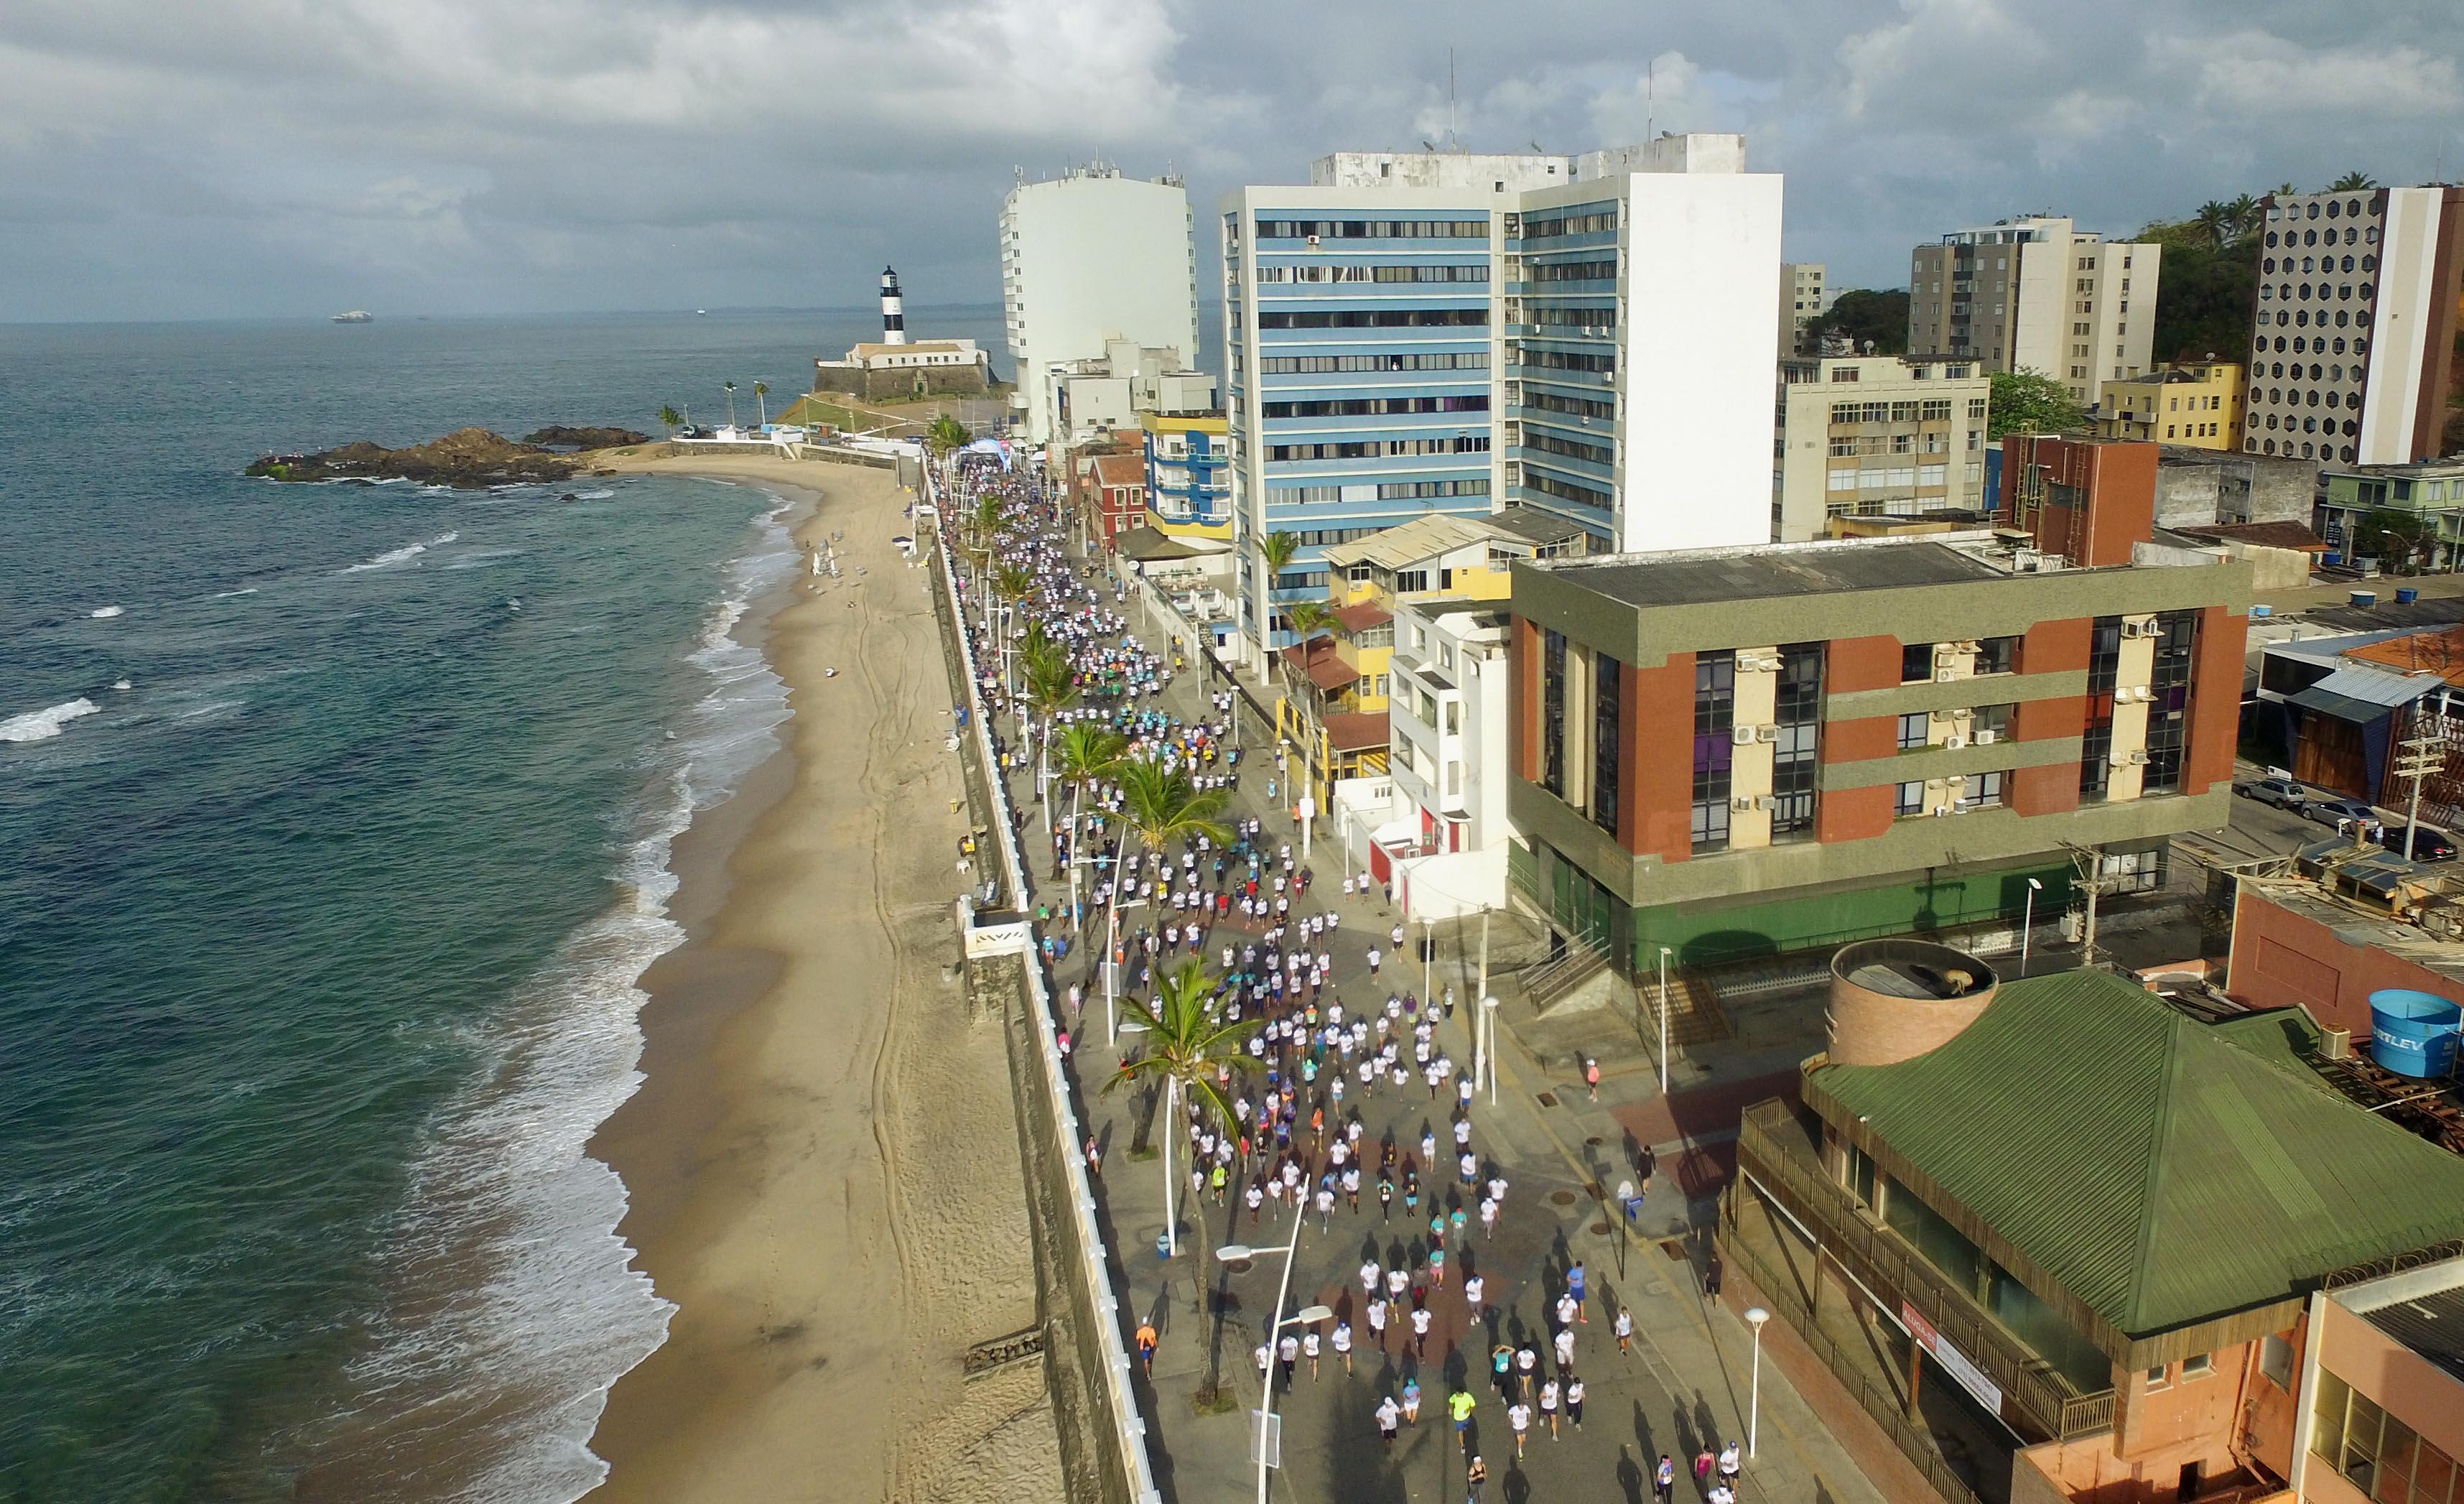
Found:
[2128,749,2150,766]
[1973,729,1999,746]
[1306,234,1321,247]
[2320,1025,2352,1061]
[1753,794,1778,811]
[2109,748,2131,766]
[1931,707,1958,722]
[1931,804,1954,817]
[1944,734,1968,750]
[1730,794,1756,812]
[1731,725,1757,746]
[1953,640,1981,654]
[1953,797,1975,812]
[1755,725,1780,743]
[1935,668,1957,683]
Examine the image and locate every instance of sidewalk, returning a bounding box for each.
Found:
[998,547,1886,1504]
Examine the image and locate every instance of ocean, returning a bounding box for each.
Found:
[0,307,1002,1502]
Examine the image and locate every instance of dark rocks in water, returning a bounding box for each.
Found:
[247,428,581,488]
[521,425,652,451]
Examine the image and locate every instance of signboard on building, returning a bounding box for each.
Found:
[1902,1301,2004,1416]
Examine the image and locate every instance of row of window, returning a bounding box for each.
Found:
[2254,438,2360,461]
[1521,430,1615,466]
[1260,524,1380,544]
[2264,333,2366,358]
[2310,1366,2462,1504]
[1522,470,1612,508]
[1830,465,1952,491]
[2261,305,2366,330]
[1268,436,1492,460]
[1258,308,1491,330]
[1520,209,1617,240]
[1261,396,1492,418]
[1255,218,1491,241]
[1258,352,1491,374]
[1895,772,2004,815]
[1255,263,1492,284]
[1528,259,1617,282]
[1522,390,1615,422]
[1525,304,1617,330]
[1377,479,1490,499]
[2267,252,2377,276]
[1830,399,1968,424]
[1828,433,1956,457]
[1516,348,1617,375]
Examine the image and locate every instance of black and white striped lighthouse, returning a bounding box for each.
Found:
[879,265,907,346]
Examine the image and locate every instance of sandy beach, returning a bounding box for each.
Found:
[582,451,1064,1503]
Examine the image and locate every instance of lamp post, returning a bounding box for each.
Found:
[2020,877,2042,977]
[1744,1306,1771,1457]
[1479,995,1501,1106]
[1656,946,1674,1094]
[1218,1194,1316,1504]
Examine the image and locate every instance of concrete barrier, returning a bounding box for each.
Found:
[926,465,1163,1504]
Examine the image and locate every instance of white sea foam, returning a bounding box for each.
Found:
[208,588,260,600]
[310,487,804,1501]
[0,698,101,743]
[573,489,614,501]
[88,605,124,619]
[343,531,460,573]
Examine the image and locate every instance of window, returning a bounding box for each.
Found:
[1395,569,1430,593]
[2259,1334,2295,1390]
[2144,1365,2172,1392]
[1973,702,2015,740]
[2180,1352,2213,1380]
[1593,652,1622,837]
[1540,629,1566,798]
[1902,641,1935,682]
[1896,781,1928,817]
[1691,652,1735,853]
[1897,712,1930,751]
[1961,771,2004,807]
[1976,634,2019,674]
[2309,1365,2464,1502]
[2080,617,2121,799]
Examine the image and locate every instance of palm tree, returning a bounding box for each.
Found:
[926,413,970,455]
[993,562,1036,691]
[722,381,738,430]
[1257,529,1302,653]
[1107,959,1261,1256]
[1286,599,1336,649]
[753,381,769,427]
[2328,170,2379,192]
[2193,200,2234,251]
[1051,723,1128,908]
[657,405,681,438]
[2227,193,2261,243]
[1118,758,1232,863]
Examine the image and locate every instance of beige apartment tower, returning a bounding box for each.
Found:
[1908,216,2160,406]
[1779,262,1825,356]
[1772,355,1994,541]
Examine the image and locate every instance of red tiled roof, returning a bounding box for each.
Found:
[2172,521,2327,553]
[1333,602,1393,632]
[1304,657,1354,692]
[1091,454,1145,486]
[1324,711,1390,751]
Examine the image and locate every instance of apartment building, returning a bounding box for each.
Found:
[1774,355,1994,541]
[1999,434,2162,567]
[1219,134,1782,664]
[1000,164,1201,445]
[2098,361,2244,450]
[1504,531,2249,967]
[1780,261,1827,356]
[1908,216,2161,404]
[2245,185,2464,465]
[2313,458,2464,570]
[1141,411,1232,542]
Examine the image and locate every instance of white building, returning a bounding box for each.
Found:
[1340,597,1515,918]
[1219,133,1783,664]
[1000,164,1201,447]
[1779,262,1826,356]
[1907,215,2161,406]
[1046,337,1215,445]
[2246,185,2464,465]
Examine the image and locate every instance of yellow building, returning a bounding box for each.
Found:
[2096,361,2243,450]
[1139,412,1232,541]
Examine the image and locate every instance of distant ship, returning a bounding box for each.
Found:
[695,309,707,317]
[331,310,375,324]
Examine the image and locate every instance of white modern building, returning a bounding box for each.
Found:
[2246,185,2464,465]
[1046,337,1215,447]
[1219,134,1784,667]
[1000,164,1201,447]
[1907,215,2161,405]
[1772,355,1994,540]
[1338,596,1515,918]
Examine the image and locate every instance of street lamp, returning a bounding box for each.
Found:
[1744,1306,1771,1457]
[1656,946,1674,1093]
[1480,995,1501,1106]
[1219,1197,1312,1504]
[2021,877,2043,978]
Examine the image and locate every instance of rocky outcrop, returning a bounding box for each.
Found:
[521,425,652,450]
[248,428,584,487]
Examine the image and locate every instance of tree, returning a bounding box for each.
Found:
[2139,212,2261,363]
[1987,369,2090,440]
[1804,288,1909,355]
[926,414,970,455]
[1118,760,1232,862]
[753,381,769,427]
[1286,599,1336,651]
[722,380,738,429]
[1106,959,1260,1256]
[2227,193,2261,243]
[657,405,681,438]
[1257,530,1301,645]
[2359,508,2435,574]
[2328,170,2379,192]
[2193,200,2236,250]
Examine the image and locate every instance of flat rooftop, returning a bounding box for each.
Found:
[2335,1257,2464,1385]
[1530,534,2012,609]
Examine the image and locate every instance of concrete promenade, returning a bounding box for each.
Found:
[996,549,1886,1504]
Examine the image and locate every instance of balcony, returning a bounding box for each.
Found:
[1722,1103,2119,1504]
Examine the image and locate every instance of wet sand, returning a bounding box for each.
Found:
[582,452,1063,1503]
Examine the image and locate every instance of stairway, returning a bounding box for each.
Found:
[1519,941,1609,1013]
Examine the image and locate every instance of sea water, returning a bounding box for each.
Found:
[0,309,1000,1501]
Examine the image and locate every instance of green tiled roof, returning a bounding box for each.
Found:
[1816,971,2464,1338]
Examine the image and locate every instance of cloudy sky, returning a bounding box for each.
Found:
[4,0,2460,322]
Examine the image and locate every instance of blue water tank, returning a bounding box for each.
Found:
[2251,605,2274,618]
[2399,587,2421,605]
[2352,590,2379,608]
[2368,989,2463,1079]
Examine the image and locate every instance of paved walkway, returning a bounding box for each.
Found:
[989,544,1885,1504]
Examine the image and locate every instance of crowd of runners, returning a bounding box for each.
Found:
[937,454,1747,1502]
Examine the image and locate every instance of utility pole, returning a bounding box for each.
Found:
[2063,842,2112,969]
[2394,728,2443,860]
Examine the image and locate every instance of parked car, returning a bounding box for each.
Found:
[2381,825,2460,861]
[2235,776,2309,810]
[2302,794,2381,829]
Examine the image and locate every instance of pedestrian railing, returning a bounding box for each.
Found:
[927,465,1165,1504]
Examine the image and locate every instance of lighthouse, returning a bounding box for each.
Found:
[879,266,907,346]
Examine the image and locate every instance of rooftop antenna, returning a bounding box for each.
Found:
[1448,48,1459,152]
[1647,55,1655,141]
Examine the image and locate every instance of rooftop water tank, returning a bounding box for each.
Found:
[2368,989,2463,1079]
[1828,939,1999,1067]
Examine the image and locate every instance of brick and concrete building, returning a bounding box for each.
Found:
[1085,452,1148,549]
[2245,185,2464,465]
[1775,355,1994,541]
[1998,434,2162,567]
[1908,216,2161,406]
[2098,360,2245,450]
[2314,458,2464,570]
[2295,1255,2464,1504]
[1504,531,2249,967]
[1724,962,2464,1504]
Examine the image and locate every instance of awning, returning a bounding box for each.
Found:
[1304,657,1354,693]
[1116,525,1202,562]
[2308,664,2442,706]
[2287,686,2402,724]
